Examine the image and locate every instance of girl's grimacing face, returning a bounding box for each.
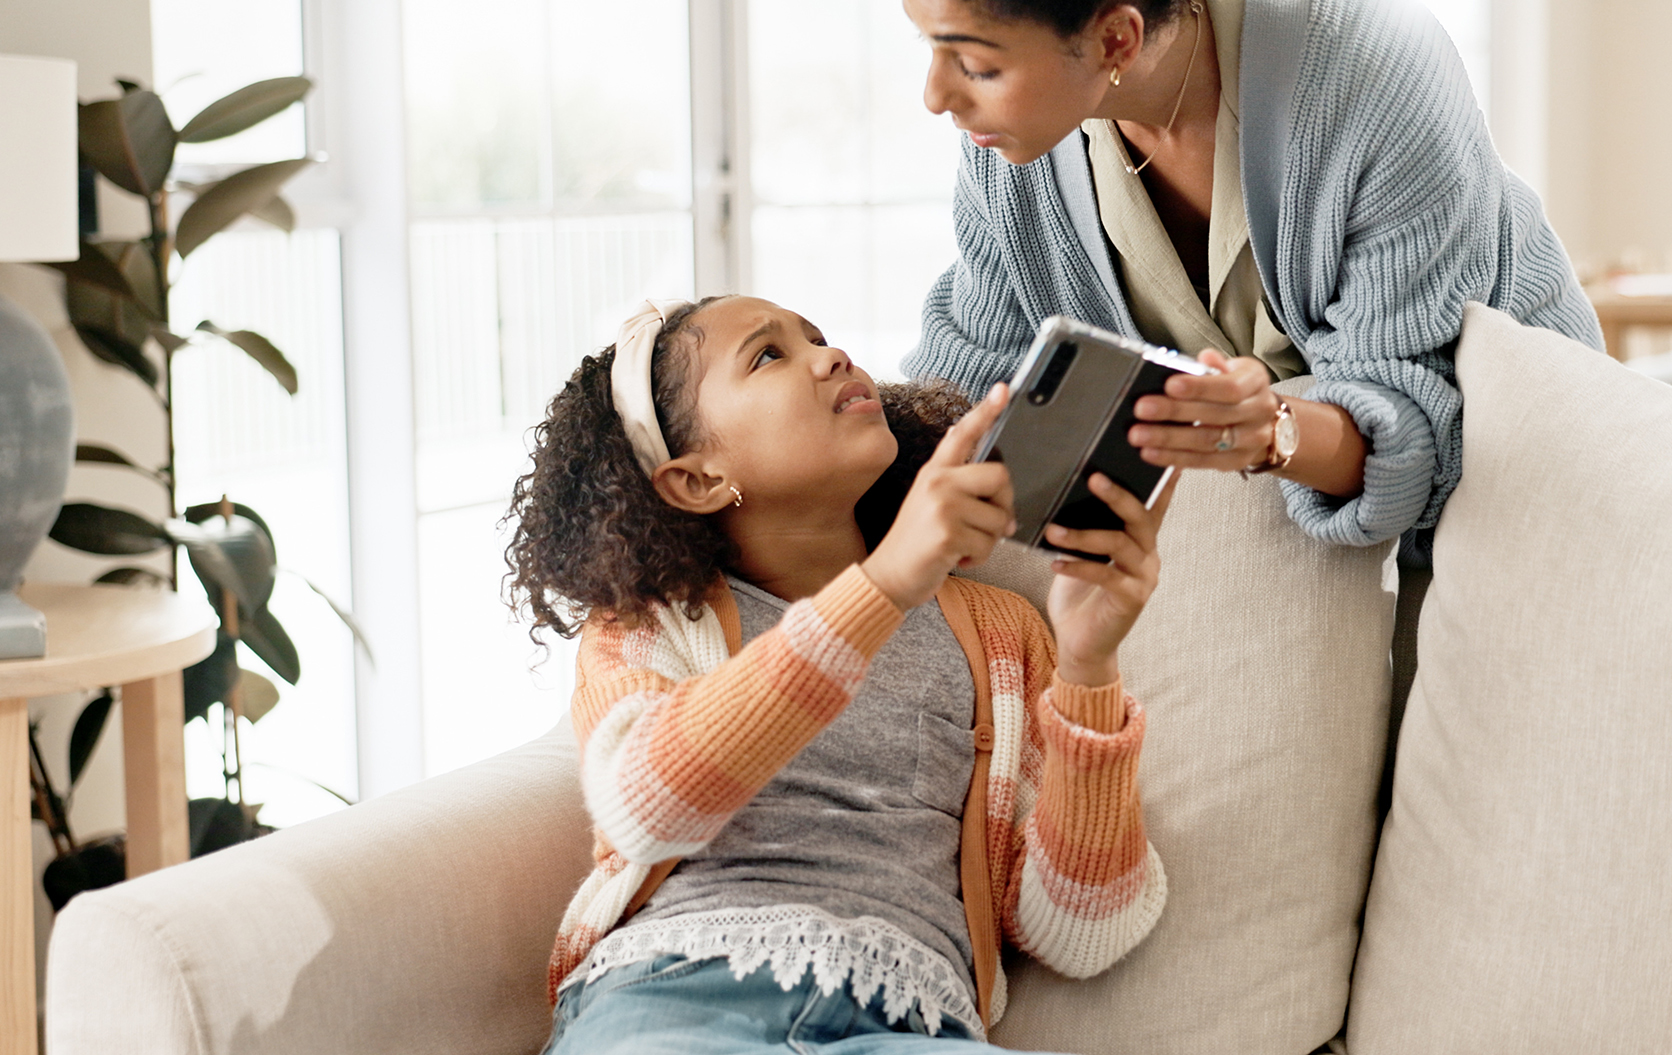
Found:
[905,0,1110,165]
[683,297,899,507]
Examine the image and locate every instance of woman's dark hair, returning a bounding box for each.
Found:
[503,297,973,639]
[973,0,1185,37]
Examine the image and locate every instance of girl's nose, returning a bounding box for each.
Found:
[818,345,853,378]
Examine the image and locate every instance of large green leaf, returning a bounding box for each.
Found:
[49,503,170,555]
[68,693,115,787]
[48,239,135,301]
[75,444,167,486]
[195,321,298,395]
[249,194,296,232]
[178,76,312,143]
[174,158,312,258]
[184,501,276,561]
[168,516,274,614]
[238,669,280,723]
[183,633,239,723]
[241,606,300,686]
[67,279,159,386]
[78,90,177,198]
[94,566,169,588]
[292,572,375,665]
[106,241,165,321]
[73,326,157,386]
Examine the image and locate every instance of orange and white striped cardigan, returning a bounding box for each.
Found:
[548,563,1166,1028]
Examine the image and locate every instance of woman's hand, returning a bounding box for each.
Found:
[1044,472,1177,687]
[1129,348,1368,498]
[1129,349,1279,471]
[862,384,1015,611]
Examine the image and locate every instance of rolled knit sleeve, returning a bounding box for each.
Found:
[1280,379,1439,545]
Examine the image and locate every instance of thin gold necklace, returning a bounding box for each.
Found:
[1117,0,1205,177]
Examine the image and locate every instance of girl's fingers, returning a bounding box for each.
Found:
[1086,474,1163,551]
[1045,523,1148,574]
[929,383,1008,468]
[948,461,1014,502]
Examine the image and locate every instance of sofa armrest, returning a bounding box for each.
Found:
[45,717,591,1055]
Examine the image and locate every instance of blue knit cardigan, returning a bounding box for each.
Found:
[904,0,1603,547]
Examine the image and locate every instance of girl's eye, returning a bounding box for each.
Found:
[751,346,783,370]
[959,61,999,81]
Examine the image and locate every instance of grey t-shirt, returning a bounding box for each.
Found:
[630,575,979,993]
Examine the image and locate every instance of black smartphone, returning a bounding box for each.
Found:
[972,316,1214,560]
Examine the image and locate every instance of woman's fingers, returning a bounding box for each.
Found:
[929,382,1008,468]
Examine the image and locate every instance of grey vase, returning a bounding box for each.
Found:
[0,291,75,659]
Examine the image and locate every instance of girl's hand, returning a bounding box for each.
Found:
[1129,349,1278,471]
[862,384,1015,611]
[1043,472,1178,687]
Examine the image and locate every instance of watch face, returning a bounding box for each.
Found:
[1274,409,1300,459]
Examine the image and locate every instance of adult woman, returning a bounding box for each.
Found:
[902,0,1602,552]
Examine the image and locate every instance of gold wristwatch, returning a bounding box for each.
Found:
[1242,399,1299,477]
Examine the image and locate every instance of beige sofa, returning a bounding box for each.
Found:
[44,305,1672,1054]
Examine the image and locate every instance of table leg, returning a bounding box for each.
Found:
[1601,319,1625,361]
[120,674,189,877]
[1,696,36,1055]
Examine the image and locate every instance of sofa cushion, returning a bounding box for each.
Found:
[965,376,1398,1054]
[1348,303,1672,1053]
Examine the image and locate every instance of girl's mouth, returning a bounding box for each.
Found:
[834,381,881,415]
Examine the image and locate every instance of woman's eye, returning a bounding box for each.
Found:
[959,61,999,81]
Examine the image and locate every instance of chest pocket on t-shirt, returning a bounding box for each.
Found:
[911,711,975,817]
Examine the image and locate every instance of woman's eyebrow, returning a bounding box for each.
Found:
[931,33,1004,48]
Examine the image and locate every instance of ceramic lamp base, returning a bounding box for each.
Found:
[0,589,46,659]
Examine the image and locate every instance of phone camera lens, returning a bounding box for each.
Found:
[1027,342,1078,405]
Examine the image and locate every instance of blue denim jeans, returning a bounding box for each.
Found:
[543,955,1068,1054]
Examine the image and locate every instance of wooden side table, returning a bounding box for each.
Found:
[1586,287,1672,361]
[1,583,215,1055]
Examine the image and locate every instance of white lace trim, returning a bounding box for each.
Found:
[573,904,981,1038]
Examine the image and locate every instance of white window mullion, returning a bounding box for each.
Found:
[689,0,750,296]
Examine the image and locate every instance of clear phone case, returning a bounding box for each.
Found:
[973,316,1215,560]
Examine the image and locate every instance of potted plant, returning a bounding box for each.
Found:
[29,74,365,905]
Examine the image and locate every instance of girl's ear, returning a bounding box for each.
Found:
[652,454,735,515]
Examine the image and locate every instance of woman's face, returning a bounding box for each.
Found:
[679,296,898,510]
[905,0,1114,165]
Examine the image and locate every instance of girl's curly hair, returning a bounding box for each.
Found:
[504,297,973,639]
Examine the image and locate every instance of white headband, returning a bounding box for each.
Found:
[610,298,689,476]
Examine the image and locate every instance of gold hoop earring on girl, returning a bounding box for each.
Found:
[728,485,743,508]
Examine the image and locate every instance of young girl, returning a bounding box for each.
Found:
[506,295,1172,1052]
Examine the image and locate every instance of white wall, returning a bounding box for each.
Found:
[1539,0,1672,275]
[0,0,159,1013]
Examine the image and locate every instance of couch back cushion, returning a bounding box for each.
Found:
[1348,303,1672,1053]
[964,378,1397,1054]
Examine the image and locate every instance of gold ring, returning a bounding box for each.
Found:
[1214,426,1235,452]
